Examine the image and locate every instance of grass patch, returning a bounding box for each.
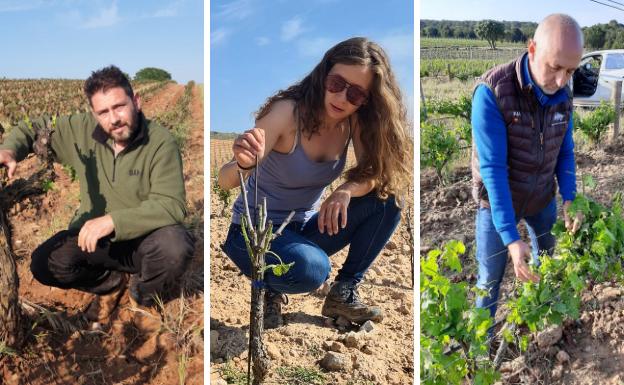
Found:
[178,352,189,385]
[0,340,16,357]
[275,365,325,385]
[219,361,249,385]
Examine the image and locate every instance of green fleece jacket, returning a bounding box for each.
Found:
[0,112,186,241]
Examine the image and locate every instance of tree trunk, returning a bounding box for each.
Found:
[0,210,22,348]
[249,261,269,384]
[0,117,55,349]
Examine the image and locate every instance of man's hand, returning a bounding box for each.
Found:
[78,215,115,253]
[563,200,583,234]
[508,240,540,283]
[318,189,351,236]
[0,149,17,179]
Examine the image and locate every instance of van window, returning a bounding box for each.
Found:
[605,53,624,70]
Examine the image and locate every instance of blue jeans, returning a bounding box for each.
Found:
[475,199,557,318]
[221,193,401,294]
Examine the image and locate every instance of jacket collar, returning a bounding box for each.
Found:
[91,111,148,149]
[517,52,571,107]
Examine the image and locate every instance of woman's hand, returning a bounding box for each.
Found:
[233,128,265,169]
[318,189,351,235]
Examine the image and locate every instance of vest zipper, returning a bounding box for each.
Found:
[519,100,546,218]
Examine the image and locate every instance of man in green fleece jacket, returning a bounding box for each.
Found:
[0,65,194,323]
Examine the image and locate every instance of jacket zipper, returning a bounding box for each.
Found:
[112,156,117,182]
[519,99,548,217]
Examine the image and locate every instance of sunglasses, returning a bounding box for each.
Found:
[324,74,368,106]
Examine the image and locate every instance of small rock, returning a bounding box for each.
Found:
[294,337,305,345]
[597,287,622,303]
[536,325,563,349]
[552,365,564,380]
[361,344,373,354]
[267,344,281,359]
[322,340,333,350]
[556,350,570,364]
[500,356,525,373]
[359,320,375,333]
[370,265,382,275]
[330,341,344,353]
[385,241,397,250]
[90,322,102,331]
[344,332,360,348]
[402,244,411,253]
[320,352,349,371]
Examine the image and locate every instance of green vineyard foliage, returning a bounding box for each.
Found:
[420,120,461,184]
[420,241,500,385]
[573,101,617,143]
[422,184,624,383]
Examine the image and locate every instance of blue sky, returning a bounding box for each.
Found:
[0,0,203,83]
[421,0,623,27]
[211,0,414,133]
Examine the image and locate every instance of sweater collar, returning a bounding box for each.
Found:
[520,53,570,107]
[92,111,148,148]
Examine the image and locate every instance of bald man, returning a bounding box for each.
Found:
[471,14,584,319]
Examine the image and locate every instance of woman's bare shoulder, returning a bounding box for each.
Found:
[256,99,297,134]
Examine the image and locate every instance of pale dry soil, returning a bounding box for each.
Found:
[420,140,624,384]
[0,83,204,385]
[210,176,415,384]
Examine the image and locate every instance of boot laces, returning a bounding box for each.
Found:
[340,282,363,305]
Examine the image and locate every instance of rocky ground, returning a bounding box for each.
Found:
[420,142,624,384]
[0,83,204,385]
[209,155,415,384]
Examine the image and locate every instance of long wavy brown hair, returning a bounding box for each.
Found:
[255,37,412,201]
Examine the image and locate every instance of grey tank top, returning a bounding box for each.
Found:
[232,121,350,226]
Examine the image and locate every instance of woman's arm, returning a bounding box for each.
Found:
[217,100,295,190]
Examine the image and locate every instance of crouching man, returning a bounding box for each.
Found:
[0,65,195,325]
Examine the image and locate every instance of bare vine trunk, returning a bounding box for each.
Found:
[0,118,55,349]
[0,209,22,347]
[249,262,269,384]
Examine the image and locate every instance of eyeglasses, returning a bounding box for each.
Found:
[324,74,368,106]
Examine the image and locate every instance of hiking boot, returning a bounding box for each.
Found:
[321,280,383,324]
[264,290,288,329]
[83,272,128,322]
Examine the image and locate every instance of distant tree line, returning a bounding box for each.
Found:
[420,19,537,45]
[583,20,624,49]
[422,19,624,50]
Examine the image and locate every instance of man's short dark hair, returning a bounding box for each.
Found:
[84,65,134,105]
